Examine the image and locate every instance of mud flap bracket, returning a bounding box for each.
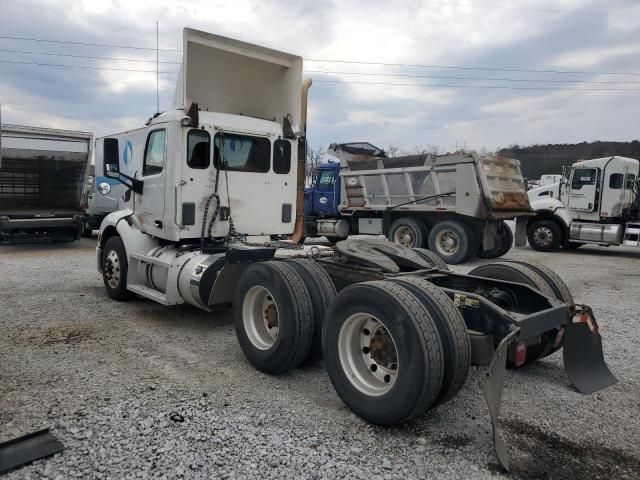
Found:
[482,328,518,471]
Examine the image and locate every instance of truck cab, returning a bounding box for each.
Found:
[305,161,341,218]
[526,156,640,250]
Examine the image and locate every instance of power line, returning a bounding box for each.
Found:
[0,48,181,64]
[314,79,640,92]
[4,59,639,91]
[0,59,177,74]
[306,69,640,85]
[0,35,181,52]
[306,58,640,77]
[3,34,640,77]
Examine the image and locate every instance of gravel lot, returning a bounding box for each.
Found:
[1,236,639,479]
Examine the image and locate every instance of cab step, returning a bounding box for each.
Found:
[127,283,183,306]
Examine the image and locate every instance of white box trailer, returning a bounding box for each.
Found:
[0,124,93,242]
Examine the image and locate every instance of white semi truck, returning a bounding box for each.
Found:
[0,124,93,242]
[96,28,617,470]
[524,156,640,251]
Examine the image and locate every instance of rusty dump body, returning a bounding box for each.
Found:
[330,143,532,220]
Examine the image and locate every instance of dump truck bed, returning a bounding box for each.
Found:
[332,144,531,220]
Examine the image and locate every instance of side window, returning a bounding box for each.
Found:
[143,130,166,176]
[609,173,624,189]
[538,191,551,197]
[187,130,210,169]
[213,133,270,173]
[571,168,597,190]
[318,170,335,187]
[273,139,291,174]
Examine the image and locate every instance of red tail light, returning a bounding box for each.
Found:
[515,341,527,367]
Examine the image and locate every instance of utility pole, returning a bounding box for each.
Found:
[156,21,159,114]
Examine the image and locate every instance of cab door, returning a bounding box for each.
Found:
[136,128,167,237]
[568,167,599,212]
[314,168,339,216]
[177,127,216,238]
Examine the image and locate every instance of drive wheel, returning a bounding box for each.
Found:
[527,220,562,251]
[411,248,449,270]
[323,281,444,425]
[468,262,566,366]
[428,220,474,265]
[388,218,426,248]
[390,276,470,407]
[233,261,314,374]
[102,236,133,301]
[285,259,337,364]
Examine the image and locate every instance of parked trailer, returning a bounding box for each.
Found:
[0,124,92,242]
[96,28,617,471]
[303,143,532,264]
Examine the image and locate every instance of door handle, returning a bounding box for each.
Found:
[154,220,163,228]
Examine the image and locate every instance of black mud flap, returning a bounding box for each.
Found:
[563,305,618,395]
[0,429,64,473]
[482,329,518,471]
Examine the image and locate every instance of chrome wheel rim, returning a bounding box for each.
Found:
[242,286,279,350]
[104,250,121,289]
[533,227,553,247]
[338,313,399,396]
[393,226,416,247]
[435,229,459,255]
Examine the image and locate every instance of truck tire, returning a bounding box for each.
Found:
[427,220,474,265]
[233,261,314,374]
[284,259,337,365]
[323,281,444,425]
[527,219,562,251]
[477,222,513,259]
[388,218,427,249]
[468,262,565,366]
[102,236,134,301]
[390,277,470,407]
[411,248,449,270]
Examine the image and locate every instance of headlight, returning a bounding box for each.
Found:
[98,182,111,195]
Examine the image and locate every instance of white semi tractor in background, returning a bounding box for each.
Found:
[96,27,617,470]
[0,124,92,242]
[525,156,640,251]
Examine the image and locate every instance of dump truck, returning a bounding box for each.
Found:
[96,27,617,471]
[0,124,92,242]
[304,143,532,264]
[524,156,640,250]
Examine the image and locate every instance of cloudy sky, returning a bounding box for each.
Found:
[1,0,639,153]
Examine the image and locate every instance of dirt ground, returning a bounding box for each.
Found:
[1,237,639,479]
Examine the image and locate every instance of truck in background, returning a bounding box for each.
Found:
[0,124,92,242]
[84,128,146,235]
[303,142,532,264]
[525,156,640,251]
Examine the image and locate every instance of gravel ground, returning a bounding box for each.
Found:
[1,236,639,479]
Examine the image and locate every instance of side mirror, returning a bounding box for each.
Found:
[105,163,120,178]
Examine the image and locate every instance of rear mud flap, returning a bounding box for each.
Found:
[482,329,518,471]
[563,305,618,395]
[0,429,64,473]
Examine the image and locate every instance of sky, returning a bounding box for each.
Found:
[0,0,639,154]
